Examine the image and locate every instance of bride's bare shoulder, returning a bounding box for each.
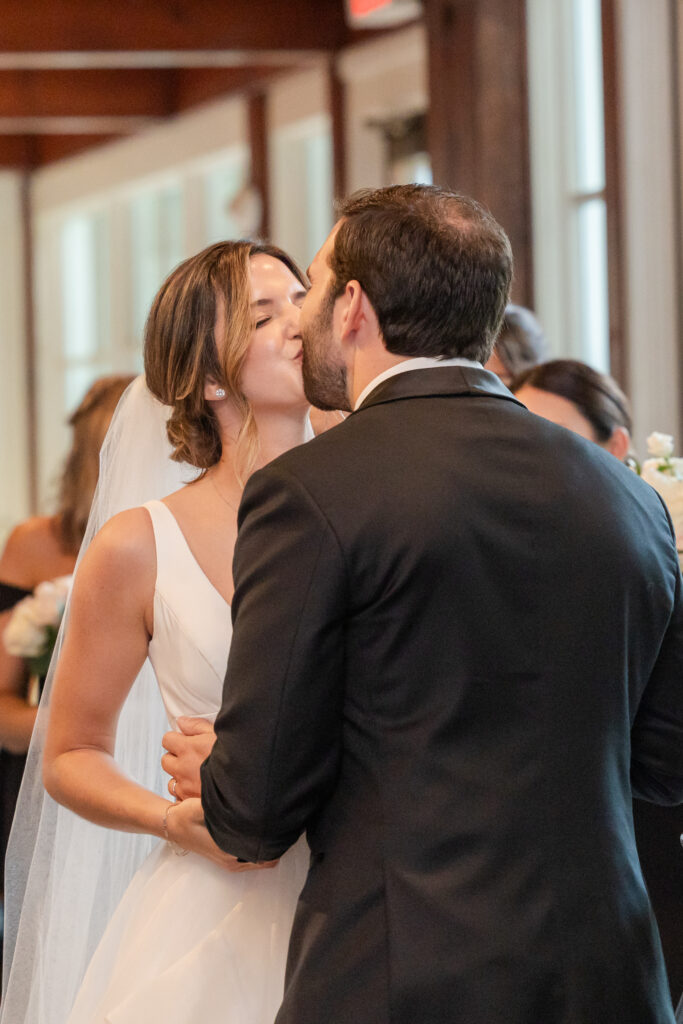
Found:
[76,507,156,594]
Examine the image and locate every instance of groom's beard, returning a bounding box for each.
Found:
[301,292,352,413]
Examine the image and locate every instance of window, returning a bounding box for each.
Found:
[271,115,334,268]
[204,152,251,244]
[130,184,185,344]
[527,0,610,370]
[570,0,609,370]
[60,212,112,410]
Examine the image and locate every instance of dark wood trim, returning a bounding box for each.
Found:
[248,91,269,239]
[0,68,177,118]
[517,0,533,310]
[174,66,287,111]
[0,0,347,52]
[424,0,477,193]
[423,0,532,307]
[20,172,38,513]
[601,0,629,391]
[329,59,347,203]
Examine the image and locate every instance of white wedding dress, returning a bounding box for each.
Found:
[67,499,309,1024]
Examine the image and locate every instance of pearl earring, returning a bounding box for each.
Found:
[215,388,226,398]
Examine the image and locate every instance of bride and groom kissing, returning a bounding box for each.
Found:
[4,184,683,1024]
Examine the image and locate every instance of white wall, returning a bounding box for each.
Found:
[617,0,681,453]
[268,65,334,268]
[32,95,247,215]
[337,24,427,194]
[526,0,575,361]
[0,173,31,541]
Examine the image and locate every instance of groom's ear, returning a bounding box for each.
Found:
[339,281,379,348]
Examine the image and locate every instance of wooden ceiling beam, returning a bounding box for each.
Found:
[173,66,291,111]
[0,0,347,53]
[0,132,124,168]
[0,64,307,167]
[32,132,122,163]
[0,69,177,118]
[0,135,34,168]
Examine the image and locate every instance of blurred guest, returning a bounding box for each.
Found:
[0,374,133,961]
[511,358,632,460]
[512,357,682,1001]
[484,303,547,386]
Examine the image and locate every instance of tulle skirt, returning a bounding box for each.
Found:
[67,837,309,1024]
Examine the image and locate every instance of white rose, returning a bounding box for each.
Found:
[31,576,71,627]
[4,599,47,657]
[647,432,675,459]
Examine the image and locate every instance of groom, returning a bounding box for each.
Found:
[187,186,683,1022]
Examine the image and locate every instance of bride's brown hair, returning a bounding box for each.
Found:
[144,240,306,478]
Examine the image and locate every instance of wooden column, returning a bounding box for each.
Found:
[671,0,683,435]
[248,92,270,239]
[601,0,629,391]
[423,0,532,307]
[329,59,347,204]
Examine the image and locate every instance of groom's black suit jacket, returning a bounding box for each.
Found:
[202,367,683,1024]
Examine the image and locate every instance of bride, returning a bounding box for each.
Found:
[1,240,316,1023]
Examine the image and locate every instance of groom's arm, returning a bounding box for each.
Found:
[631,515,683,804]
[201,463,347,863]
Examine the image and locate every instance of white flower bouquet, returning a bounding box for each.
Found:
[645,432,677,472]
[4,575,72,677]
[640,433,683,554]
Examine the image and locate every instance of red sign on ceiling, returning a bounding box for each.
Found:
[349,0,393,16]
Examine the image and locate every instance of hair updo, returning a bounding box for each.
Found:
[143,240,306,477]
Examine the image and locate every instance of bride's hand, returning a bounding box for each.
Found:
[161,717,216,801]
[164,798,279,873]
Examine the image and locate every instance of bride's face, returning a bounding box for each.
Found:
[239,254,309,411]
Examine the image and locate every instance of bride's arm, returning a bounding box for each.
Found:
[42,510,267,872]
[43,508,169,837]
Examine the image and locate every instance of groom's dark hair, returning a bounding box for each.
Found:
[329,184,513,364]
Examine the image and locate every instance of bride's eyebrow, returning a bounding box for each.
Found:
[250,288,307,308]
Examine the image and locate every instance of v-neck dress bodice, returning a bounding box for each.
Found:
[146,499,232,726]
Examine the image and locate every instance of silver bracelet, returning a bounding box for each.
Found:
[162,802,189,857]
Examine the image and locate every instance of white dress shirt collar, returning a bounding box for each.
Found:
[354,357,483,411]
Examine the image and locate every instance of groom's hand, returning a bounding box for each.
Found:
[161,717,216,800]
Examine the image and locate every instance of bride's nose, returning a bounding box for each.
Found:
[283,302,302,337]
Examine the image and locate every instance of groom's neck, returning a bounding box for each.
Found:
[349,348,417,408]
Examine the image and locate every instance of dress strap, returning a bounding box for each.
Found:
[142,500,230,614]
[142,499,191,604]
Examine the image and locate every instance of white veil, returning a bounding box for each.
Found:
[1,376,199,1023]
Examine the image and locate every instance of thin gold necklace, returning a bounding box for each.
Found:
[210,473,241,514]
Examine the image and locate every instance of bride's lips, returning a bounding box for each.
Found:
[293,349,303,362]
